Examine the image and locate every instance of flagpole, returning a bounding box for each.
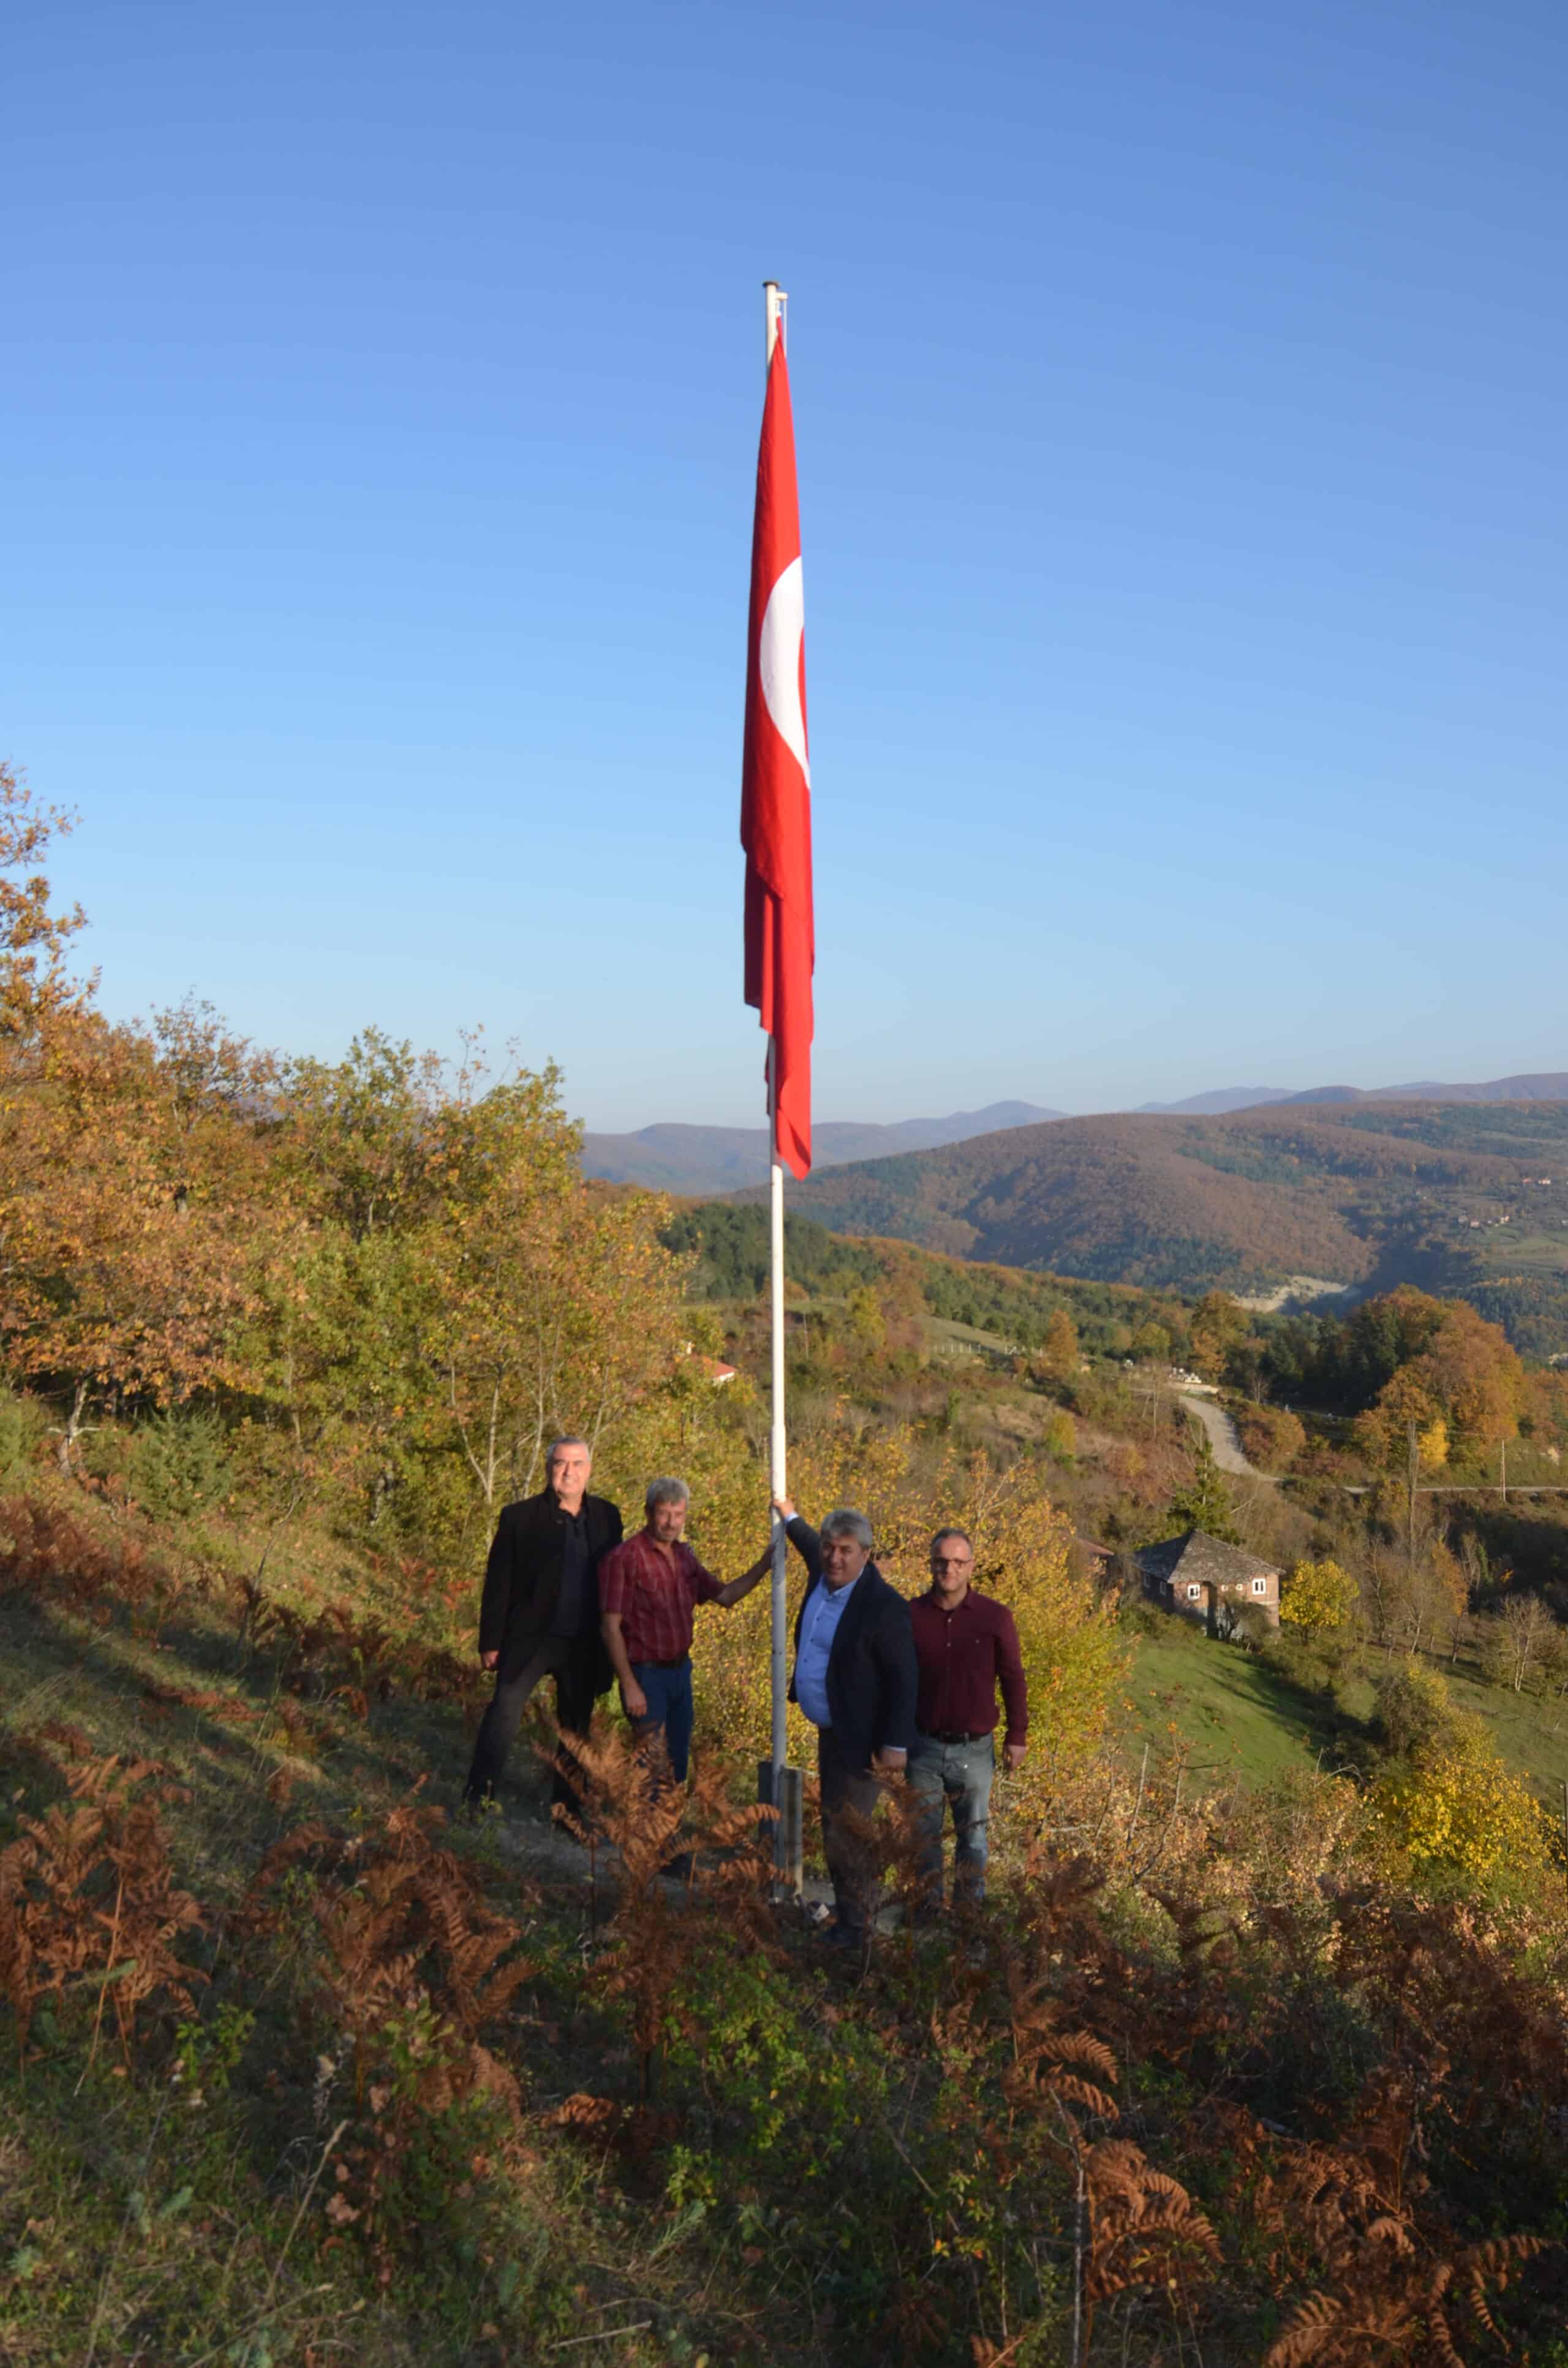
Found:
[767,1043,788,1776]
[763,279,790,1786]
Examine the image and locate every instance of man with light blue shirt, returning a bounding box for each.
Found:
[776,1499,918,1947]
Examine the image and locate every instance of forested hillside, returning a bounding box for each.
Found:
[581,1100,1064,1192]
[752,1101,1568,1348]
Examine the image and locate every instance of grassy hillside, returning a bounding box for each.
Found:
[1122,1621,1344,1785]
[746,1099,1568,1343]
[11,1471,1568,2365]
[1123,1616,1568,1810]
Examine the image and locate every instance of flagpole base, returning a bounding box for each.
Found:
[757,1760,803,1897]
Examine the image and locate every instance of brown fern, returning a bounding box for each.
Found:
[0,1750,206,2067]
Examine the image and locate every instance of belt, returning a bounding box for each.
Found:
[636,1654,691,1671]
[918,1727,992,1746]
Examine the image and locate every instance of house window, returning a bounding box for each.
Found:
[1186,1583,1201,1600]
[1252,1578,1266,1594]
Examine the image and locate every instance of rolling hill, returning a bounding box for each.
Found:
[742,1099,1568,1344]
[586,1075,1568,1192]
[579,1099,1065,1192]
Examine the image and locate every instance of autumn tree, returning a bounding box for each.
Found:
[1036,1307,1079,1383]
[2,1013,258,1462]
[0,761,89,1040]
[1352,1292,1523,1472]
[277,1028,445,1238]
[843,1285,888,1362]
[1366,1661,1547,1883]
[1281,1557,1359,1632]
[421,1061,691,1517]
[1188,1290,1246,1383]
[1482,1594,1558,1697]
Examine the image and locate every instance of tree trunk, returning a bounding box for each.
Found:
[56,1379,90,1474]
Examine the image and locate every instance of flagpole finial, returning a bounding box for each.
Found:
[763,281,788,362]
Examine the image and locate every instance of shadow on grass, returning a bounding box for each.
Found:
[1125,1624,1360,1788]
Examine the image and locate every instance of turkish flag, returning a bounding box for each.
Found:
[741,336,814,1180]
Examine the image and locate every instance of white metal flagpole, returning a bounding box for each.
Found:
[763,278,789,1784]
[757,278,801,1887]
[767,1042,788,1776]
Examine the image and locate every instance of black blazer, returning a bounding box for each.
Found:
[478,1489,624,1685]
[785,1517,918,1768]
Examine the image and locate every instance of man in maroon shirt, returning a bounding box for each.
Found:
[908,1526,1028,1915]
[598,1477,771,1781]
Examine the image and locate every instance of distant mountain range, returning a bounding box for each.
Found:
[1139,1074,1568,1115]
[579,1102,1065,1195]
[582,1075,1568,1195]
[731,1096,1568,1353]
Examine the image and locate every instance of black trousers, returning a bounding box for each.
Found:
[465,1635,603,1814]
[816,1726,883,1934]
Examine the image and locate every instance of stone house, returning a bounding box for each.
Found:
[1136,1528,1281,1631]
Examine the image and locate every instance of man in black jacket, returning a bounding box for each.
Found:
[775,1498,918,1946]
[465,1437,622,1816]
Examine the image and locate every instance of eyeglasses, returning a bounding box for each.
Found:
[930,1556,973,1570]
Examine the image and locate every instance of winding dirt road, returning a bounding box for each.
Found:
[1176,1388,1273,1481]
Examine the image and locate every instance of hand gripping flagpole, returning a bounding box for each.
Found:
[760,279,803,1893]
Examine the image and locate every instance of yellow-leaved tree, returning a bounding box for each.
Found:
[1280,1558,1360,1632]
[1370,1728,1547,1887]
[1366,1660,1548,1888]
[642,1412,1126,1792]
[954,1454,1128,1795]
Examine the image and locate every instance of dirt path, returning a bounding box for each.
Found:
[1177,1388,1275,1481]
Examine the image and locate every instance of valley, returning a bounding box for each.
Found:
[740,1098,1568,1353]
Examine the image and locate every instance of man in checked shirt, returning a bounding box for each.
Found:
[907,1526,1028,1918]
[598,1477,771,1781]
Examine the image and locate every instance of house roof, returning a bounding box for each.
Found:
[1135,1529,1280,1590]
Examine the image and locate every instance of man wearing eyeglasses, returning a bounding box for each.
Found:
[908,1527,1028,1917]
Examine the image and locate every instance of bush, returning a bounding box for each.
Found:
[1369,1659,1458,1762]
[0,1387,44,1481]
[1233,1402,1307,1473]
[1042,1410,1077,1462]
[127,1409,234,1520]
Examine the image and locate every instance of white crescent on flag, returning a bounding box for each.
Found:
[758,555,809,788]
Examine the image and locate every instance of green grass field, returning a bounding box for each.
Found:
[1121,1615,1568,1814]
[1120,1620,1343,1787]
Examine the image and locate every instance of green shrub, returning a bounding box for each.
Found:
[127,1409,234,1519]
[0,1386,44,1480]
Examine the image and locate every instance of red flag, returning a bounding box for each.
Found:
[741,336,814,1179]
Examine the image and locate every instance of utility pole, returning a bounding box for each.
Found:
[1406,1416,1419,1575]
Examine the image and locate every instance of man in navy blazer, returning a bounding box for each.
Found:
[775,1498,918,1946]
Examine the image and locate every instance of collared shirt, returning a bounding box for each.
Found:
[793,1573,860,1728]
[598,1528,724,1665]
[909,1587,1028,1748]
[548,1505,594,1639]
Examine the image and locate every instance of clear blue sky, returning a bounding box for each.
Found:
[7,1,1566,1129]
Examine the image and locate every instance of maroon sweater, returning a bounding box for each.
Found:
[909,1589,1028,1749]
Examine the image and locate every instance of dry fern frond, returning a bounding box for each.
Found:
[0,1750,206,2064]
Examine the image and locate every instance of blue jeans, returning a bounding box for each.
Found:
[630,1658,695,1782]
[907,1732,995,1907]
